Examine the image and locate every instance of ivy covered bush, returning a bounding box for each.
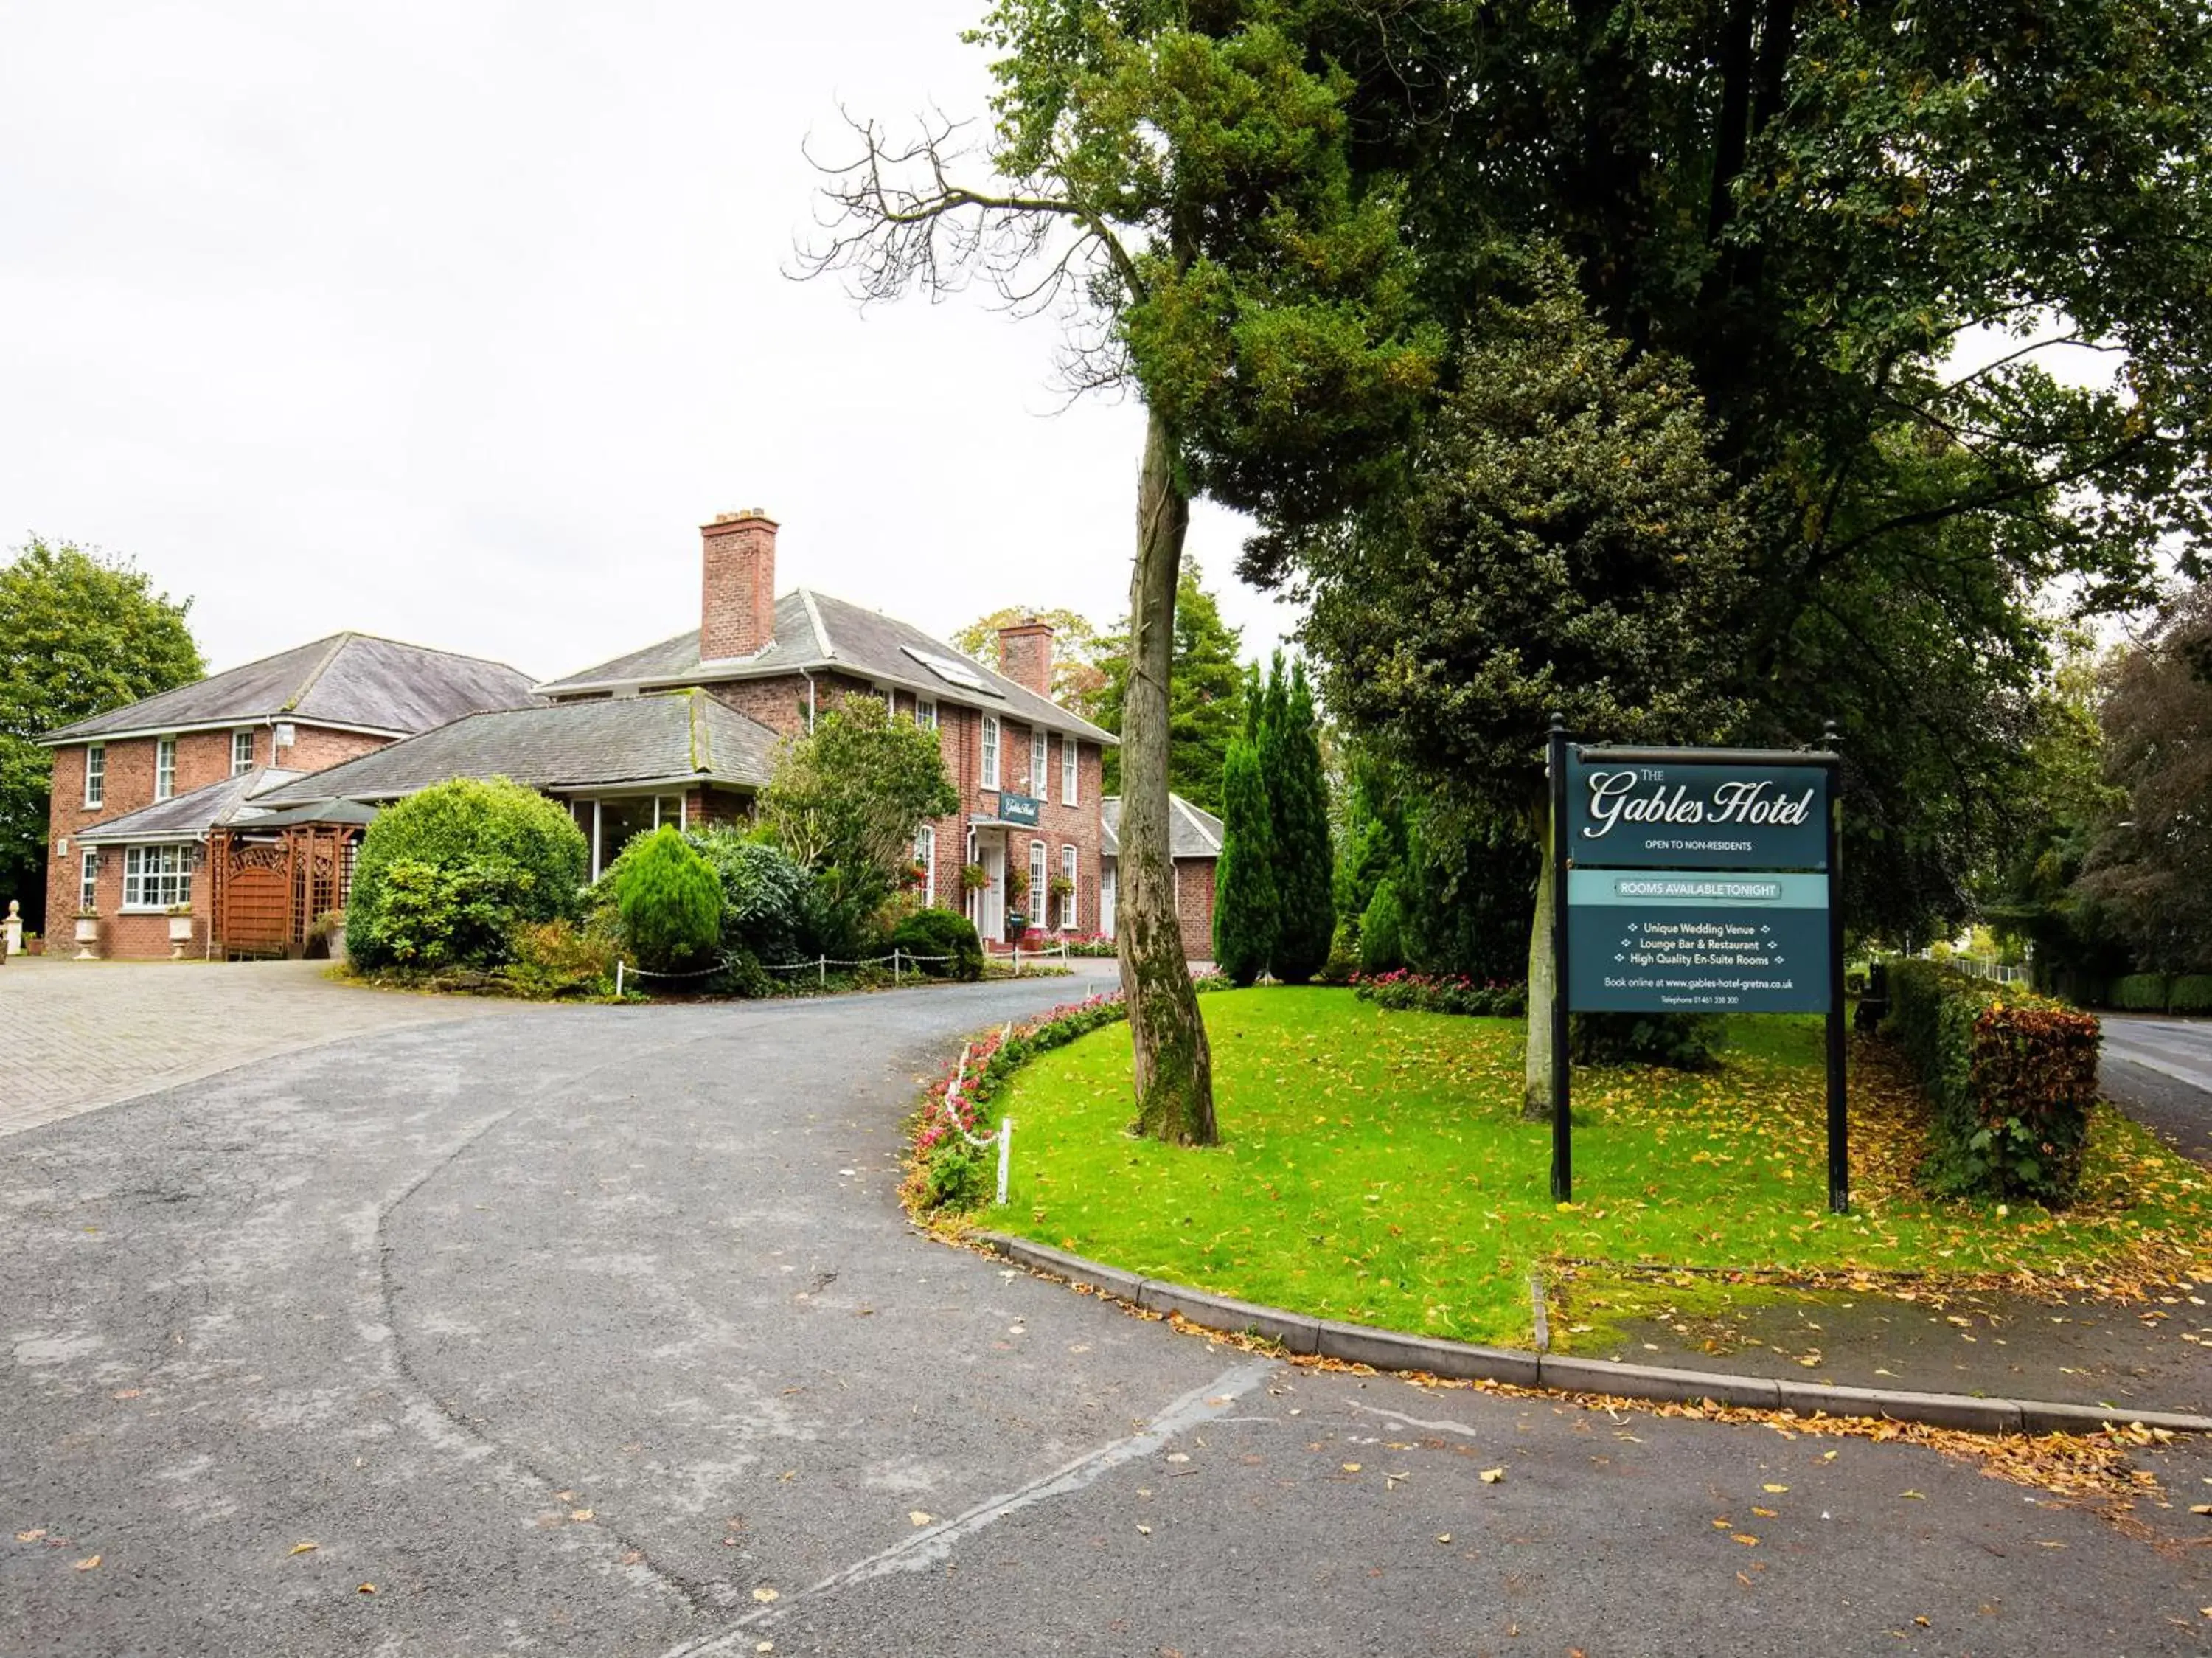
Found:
[1885,960,2102,1204]
[616,826,723,974]
[347,778,587,970]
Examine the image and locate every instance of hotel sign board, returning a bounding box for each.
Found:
[1546,730,1847,1212]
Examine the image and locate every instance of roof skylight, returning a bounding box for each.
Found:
[900,645,1004,697]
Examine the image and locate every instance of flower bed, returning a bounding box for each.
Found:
[1352,968,1526,1018]
[905,974,1228,1213]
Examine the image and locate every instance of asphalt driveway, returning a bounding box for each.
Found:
[4,977,2208,1656]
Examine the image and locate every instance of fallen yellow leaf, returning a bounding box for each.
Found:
[1435,1533,1453,1544]
[357,1584,375,1595]
[1901,1491,1926,1500]
[1763,1484,1789,1494]
[1479,1468,1505,1484]
[909,1511,933,1527]
[1752,1506,1777,1518]
[1732,1534,1759,1547]
[15,1530,44,1543]
[74,1555,100,1571]
[751,1587,779,1603]
[288,1542,317,1556]
[1341,1463,1361,1473]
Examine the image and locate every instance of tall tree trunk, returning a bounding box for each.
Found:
[1121,408,1217,1144]
[1523,796,1557,1121]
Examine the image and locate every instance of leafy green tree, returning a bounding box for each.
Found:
[952,606,1112,713]
[347,777,588,969]
[2077,582,2212,973]
[0,538,202,929]
[1267,0,2212,941]
[1211,732,1278,985]
[1091,566,1249,814]
[802,1,1440,1143]
[759,695,959,926]
[1301,258,1749,1112]
[1262,654,1334,983]
[616,826,725,974]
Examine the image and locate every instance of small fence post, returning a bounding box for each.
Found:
[1012,943,1020,977]
[995,1117,1015,1206]
[615,959,625,996]
[818,954,827,988]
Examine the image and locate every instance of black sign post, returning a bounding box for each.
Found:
[1548,720,1847,1213]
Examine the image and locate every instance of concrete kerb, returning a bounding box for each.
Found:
[973,1231,2212,1440]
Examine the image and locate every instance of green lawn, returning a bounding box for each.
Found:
[990,988,2212,1346]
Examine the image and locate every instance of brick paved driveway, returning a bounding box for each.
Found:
[0,956,522,1138]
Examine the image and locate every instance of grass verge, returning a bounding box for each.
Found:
[979,988,2212,1347]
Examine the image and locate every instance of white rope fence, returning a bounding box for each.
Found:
[614,940,1072,993]
[937,1022,1017,1205]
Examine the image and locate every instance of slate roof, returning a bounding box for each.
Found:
[1101,794,1225,861]
[252,691,779,806]
[41,633,540,745]
[74,769,307,842]
[536,589,1115,745]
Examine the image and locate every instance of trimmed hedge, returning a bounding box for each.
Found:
[2170,974,2212,1015]
[1885,960,2101,1204]
[2109,972,2171,1012]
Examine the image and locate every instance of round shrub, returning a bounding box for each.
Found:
[347,778,588,970]
[1358,879,1405,974]
[616,826,724,974]
[890,907,984,980]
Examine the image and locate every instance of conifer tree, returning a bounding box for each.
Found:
[1212,732,1278,987]
[1267,656,1335,984]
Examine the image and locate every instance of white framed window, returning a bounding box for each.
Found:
[916,698,938,731]
[1029,731,1048,798]
[980,714,1001,789]
[232,729,255,775]
[914,822,936,907]
[1060,844,1077,929]
[122,844,191,911]
[80,848,99,911]
[1062,738,1078,805]
[154,737,177,802]
[83,744,105,808]
[1028,840,1046,926]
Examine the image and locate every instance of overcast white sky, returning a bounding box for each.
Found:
[0,1,1298,684]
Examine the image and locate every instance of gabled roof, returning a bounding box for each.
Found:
[251,690,779,806]
[74,769,307,843]
[535,589,1115,746]
[40,633,540,746]
[1101,794,1225,861]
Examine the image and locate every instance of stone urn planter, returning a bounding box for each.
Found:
[73,913,101,960]
[167,909,195,960]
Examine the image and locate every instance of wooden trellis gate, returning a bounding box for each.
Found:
[209,822,360,959]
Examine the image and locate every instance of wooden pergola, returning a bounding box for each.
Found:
[206,802,378,960]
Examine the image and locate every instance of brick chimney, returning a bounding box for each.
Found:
[701,509,778,661]
[996,617,1055,698]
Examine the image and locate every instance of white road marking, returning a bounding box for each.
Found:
[1348,1399,1486,1440]
[657,1357,1281,1657]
